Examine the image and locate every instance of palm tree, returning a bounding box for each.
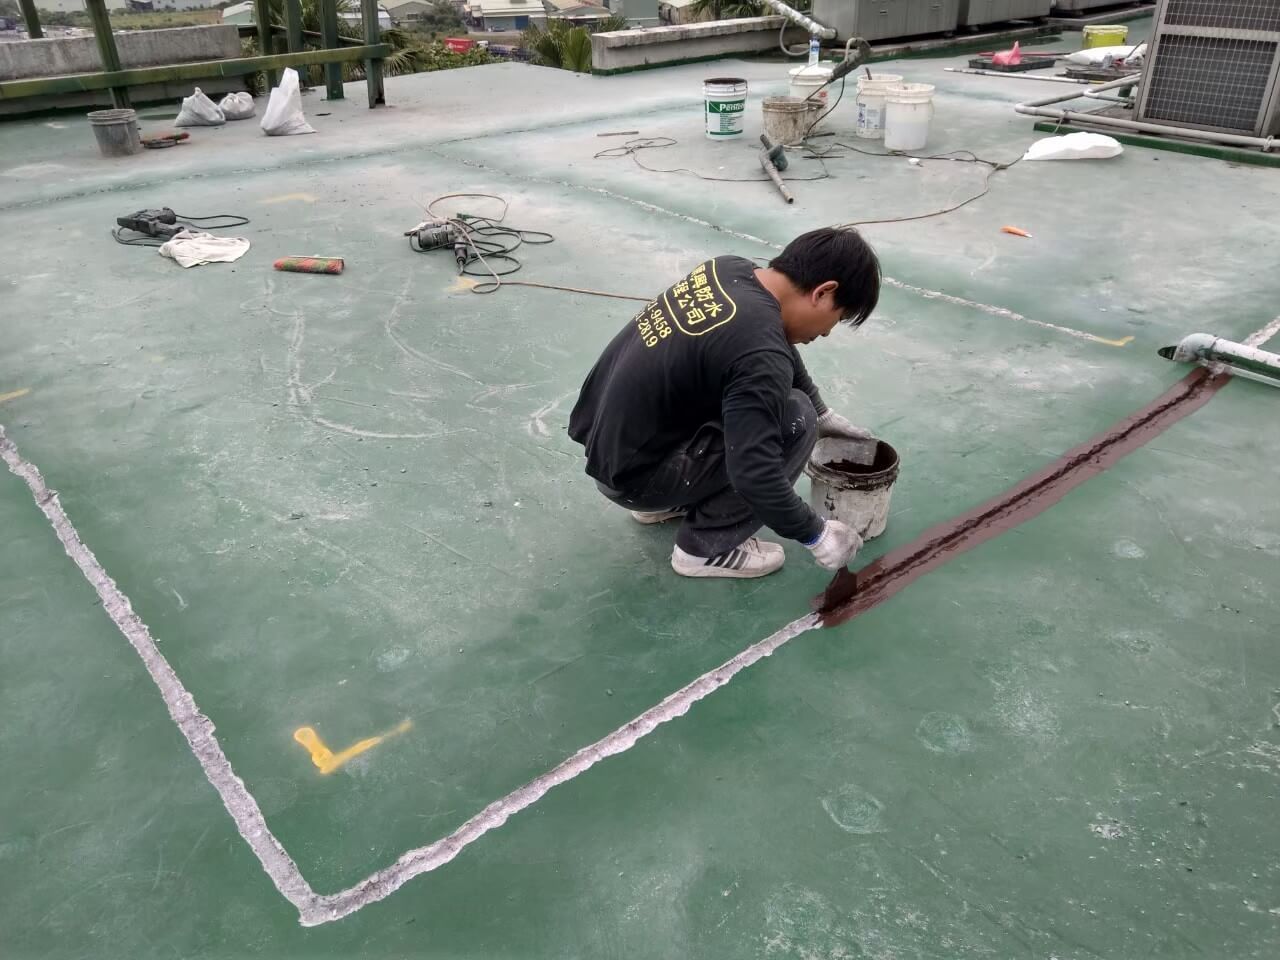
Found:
[522,19,593,73]
[686,0,809,19]
[265,0,357,37]
[687,0,765,19]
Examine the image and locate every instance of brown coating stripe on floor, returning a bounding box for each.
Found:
[817,368,1231,627]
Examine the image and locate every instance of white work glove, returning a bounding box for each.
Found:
[817,409,873,441]
[805,518,863,571]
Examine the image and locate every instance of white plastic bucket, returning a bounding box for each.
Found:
[762,96,810,146]
[789,63,833,131]
[704,77,747,139]
[883,83,935,152]
[854,73,902,140]
[804,438,900,540]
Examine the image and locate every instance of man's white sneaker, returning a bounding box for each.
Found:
[630,508,686,525]
[671,538,785,579]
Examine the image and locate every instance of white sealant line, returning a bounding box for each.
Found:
[3,417,822,925]
[0,426,324,917]
[1243,314,1280,349]
[438,150,1129,350]
[880,277,1130,347]
[306,612,820,925]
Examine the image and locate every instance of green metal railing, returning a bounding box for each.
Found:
[2,0,386,110]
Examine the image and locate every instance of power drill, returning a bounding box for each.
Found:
[115,207,183,240]
[406,217,470,271]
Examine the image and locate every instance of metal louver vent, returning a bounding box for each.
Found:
[1163,0,1280,32]
[1138,0,1280,136]
[1144,35,1277,130]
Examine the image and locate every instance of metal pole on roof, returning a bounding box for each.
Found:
[1014,73,1279,152]
[18,0,42,40]
[320,0,345,101]
[253,0,278,90]
[84,0,129,109]
[362,0,385,108]
[283,0,309,88]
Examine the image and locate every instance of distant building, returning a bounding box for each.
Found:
[34,0,77,11]
[39,0,204,9]
[220,0,254,24]
[140,0,215,8]
[475,0,545,30]
[386,0,433,21]
[339,5,394,28]
[542,0,611,24]
[658,0,707,25]
[608,0,657,25]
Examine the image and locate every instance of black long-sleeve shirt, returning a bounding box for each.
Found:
[568,256,826,544]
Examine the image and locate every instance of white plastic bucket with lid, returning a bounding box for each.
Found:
[854,73,902,140]
[704,77,748,139]
[883,83,935,152]
[789,63,833,131]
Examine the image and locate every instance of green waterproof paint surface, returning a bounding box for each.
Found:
[4,16,1280,956]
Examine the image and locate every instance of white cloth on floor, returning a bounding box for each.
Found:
[158,229,251,268]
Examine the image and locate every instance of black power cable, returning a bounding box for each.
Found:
[111,210,250,247]
[594,137,830,184]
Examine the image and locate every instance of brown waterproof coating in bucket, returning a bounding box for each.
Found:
[804,437,900,540]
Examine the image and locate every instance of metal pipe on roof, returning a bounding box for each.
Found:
[944,67,1089,84]
[1158,333,1280,386]
[1014,73,1278,152]
[759,0,836,39]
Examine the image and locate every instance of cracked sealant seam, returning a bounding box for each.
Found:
[0,426,322,919]
[1244,313,1280,348]
[0,418,819,925]
[427,146,1130,350]
[3,322,1265,924]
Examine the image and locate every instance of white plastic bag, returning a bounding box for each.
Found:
[1024,132,1124,162]
[1064,43,1146,67]
[174,87,225,127]
[260,68,315,137]
[220,91,256,120]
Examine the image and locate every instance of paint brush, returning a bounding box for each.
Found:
[815,566,861,618]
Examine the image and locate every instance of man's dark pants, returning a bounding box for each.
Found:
[597,389,819,558]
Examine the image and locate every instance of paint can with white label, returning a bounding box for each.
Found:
[704,77,748,139]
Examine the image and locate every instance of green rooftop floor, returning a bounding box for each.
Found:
[3,19,1280,958]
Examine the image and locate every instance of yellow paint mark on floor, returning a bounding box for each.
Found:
[448,276,480,293]
[293,719,412,774]
[0,388,31,404]
[260,192,318,205]
[1099,335,1136,348]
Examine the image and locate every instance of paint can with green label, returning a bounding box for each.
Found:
[704,77,748,140]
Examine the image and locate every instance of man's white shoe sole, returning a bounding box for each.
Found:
[671,544,785,579]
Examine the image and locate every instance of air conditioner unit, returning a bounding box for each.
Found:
[812,0,959,44]
[958,0,1051,29]
[1136,0,1280,137]
[1051,0,1122,11]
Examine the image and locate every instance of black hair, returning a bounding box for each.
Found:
[769,227,881,327]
